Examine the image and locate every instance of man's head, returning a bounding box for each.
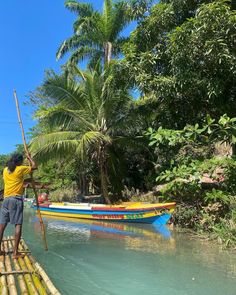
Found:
[7,153,24,173]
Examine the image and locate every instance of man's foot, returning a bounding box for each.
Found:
[12,253,25,259]
[0,251,5,256]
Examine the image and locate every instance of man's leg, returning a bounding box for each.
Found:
[0,223,7,255]
[12,198,24,259]
[13,224,22,258]
[0,198,9,255]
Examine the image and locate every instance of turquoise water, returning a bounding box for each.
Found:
[5,209,236,295]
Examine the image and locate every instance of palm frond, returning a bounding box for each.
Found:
[87,53,103,70]
[56,35,98,60]
[66,46,103,66]
[76,131,111,159]
[73,14,100,35]
[30,131,81,162]
[35,105,95,131]
[42,74,85,109]
[110,1,130,41]
[65,1,93,16]
[102,0,113,38]
[57,35,80,60]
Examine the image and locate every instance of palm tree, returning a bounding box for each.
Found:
[30,65,134,203]
[56,0,151,66]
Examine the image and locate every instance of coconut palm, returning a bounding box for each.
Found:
[30,65,135,203]
[56,0,151,66]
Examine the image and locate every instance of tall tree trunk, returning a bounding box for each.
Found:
[100,151,110,204]
[104,42,112,65]
[232,0,236,10]
[82,175,86,195]
[232,143,236,155]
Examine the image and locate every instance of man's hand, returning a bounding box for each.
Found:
[25,151,32,160]
[25,152,37,170]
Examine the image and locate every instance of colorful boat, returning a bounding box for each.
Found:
[35,201,176,225]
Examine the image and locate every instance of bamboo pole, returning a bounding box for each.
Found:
[17,257,39,295]
[18,240,49,295]
[3,241,18,295]
[20,241,60,295]
[8,239,28,295]
[0,244,8,295]
[13,89,48,251]
[0,270,34,275]
[12,236,39,295]
[31,260,60,295]
[24,256,47,295]
[19,240,29,252]
[0,280,3,294]
[19,241,48,293]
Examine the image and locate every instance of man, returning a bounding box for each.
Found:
[0,153,37,259]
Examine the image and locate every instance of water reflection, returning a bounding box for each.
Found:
[35,215,176,254]
[23,210,236,295]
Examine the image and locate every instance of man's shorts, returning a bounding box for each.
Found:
[0,197,24,225]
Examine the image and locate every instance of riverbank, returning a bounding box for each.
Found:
[173,203,236,249]
[124,190,235,249]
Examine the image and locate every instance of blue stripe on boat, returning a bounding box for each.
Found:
[36,207,167,215]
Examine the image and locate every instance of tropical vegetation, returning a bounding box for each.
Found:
[1,0,236,247]
[30,65,139,203]
[56,0,152,66]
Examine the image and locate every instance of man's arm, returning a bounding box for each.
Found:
[26,154,37,170]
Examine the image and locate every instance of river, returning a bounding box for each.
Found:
[4,209,236,295]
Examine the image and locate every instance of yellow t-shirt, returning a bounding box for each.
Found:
[3,166,32,197]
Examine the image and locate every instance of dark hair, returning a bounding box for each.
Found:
[7,153,24,173]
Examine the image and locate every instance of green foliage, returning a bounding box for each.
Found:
[34,159,79,190]
[145,115,236,204]
[173,205,200,227]
[123,0,236,126]
[0,154,8,189]
[146,114,236,246]
[147,114,236,148]
[170,1,236,117]
[212,218,236,247]
[49,187,78,202]
[173,199,236,247]
[204,189,233,205]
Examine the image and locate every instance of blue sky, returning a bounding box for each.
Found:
[0,0,109,154]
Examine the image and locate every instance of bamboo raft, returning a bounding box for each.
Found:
[0,236,60,294]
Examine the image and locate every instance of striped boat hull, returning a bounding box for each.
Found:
[35,202,176,225]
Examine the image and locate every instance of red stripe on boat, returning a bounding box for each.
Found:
[92,203,175,211]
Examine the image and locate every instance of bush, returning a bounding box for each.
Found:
[49,187,78,202]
